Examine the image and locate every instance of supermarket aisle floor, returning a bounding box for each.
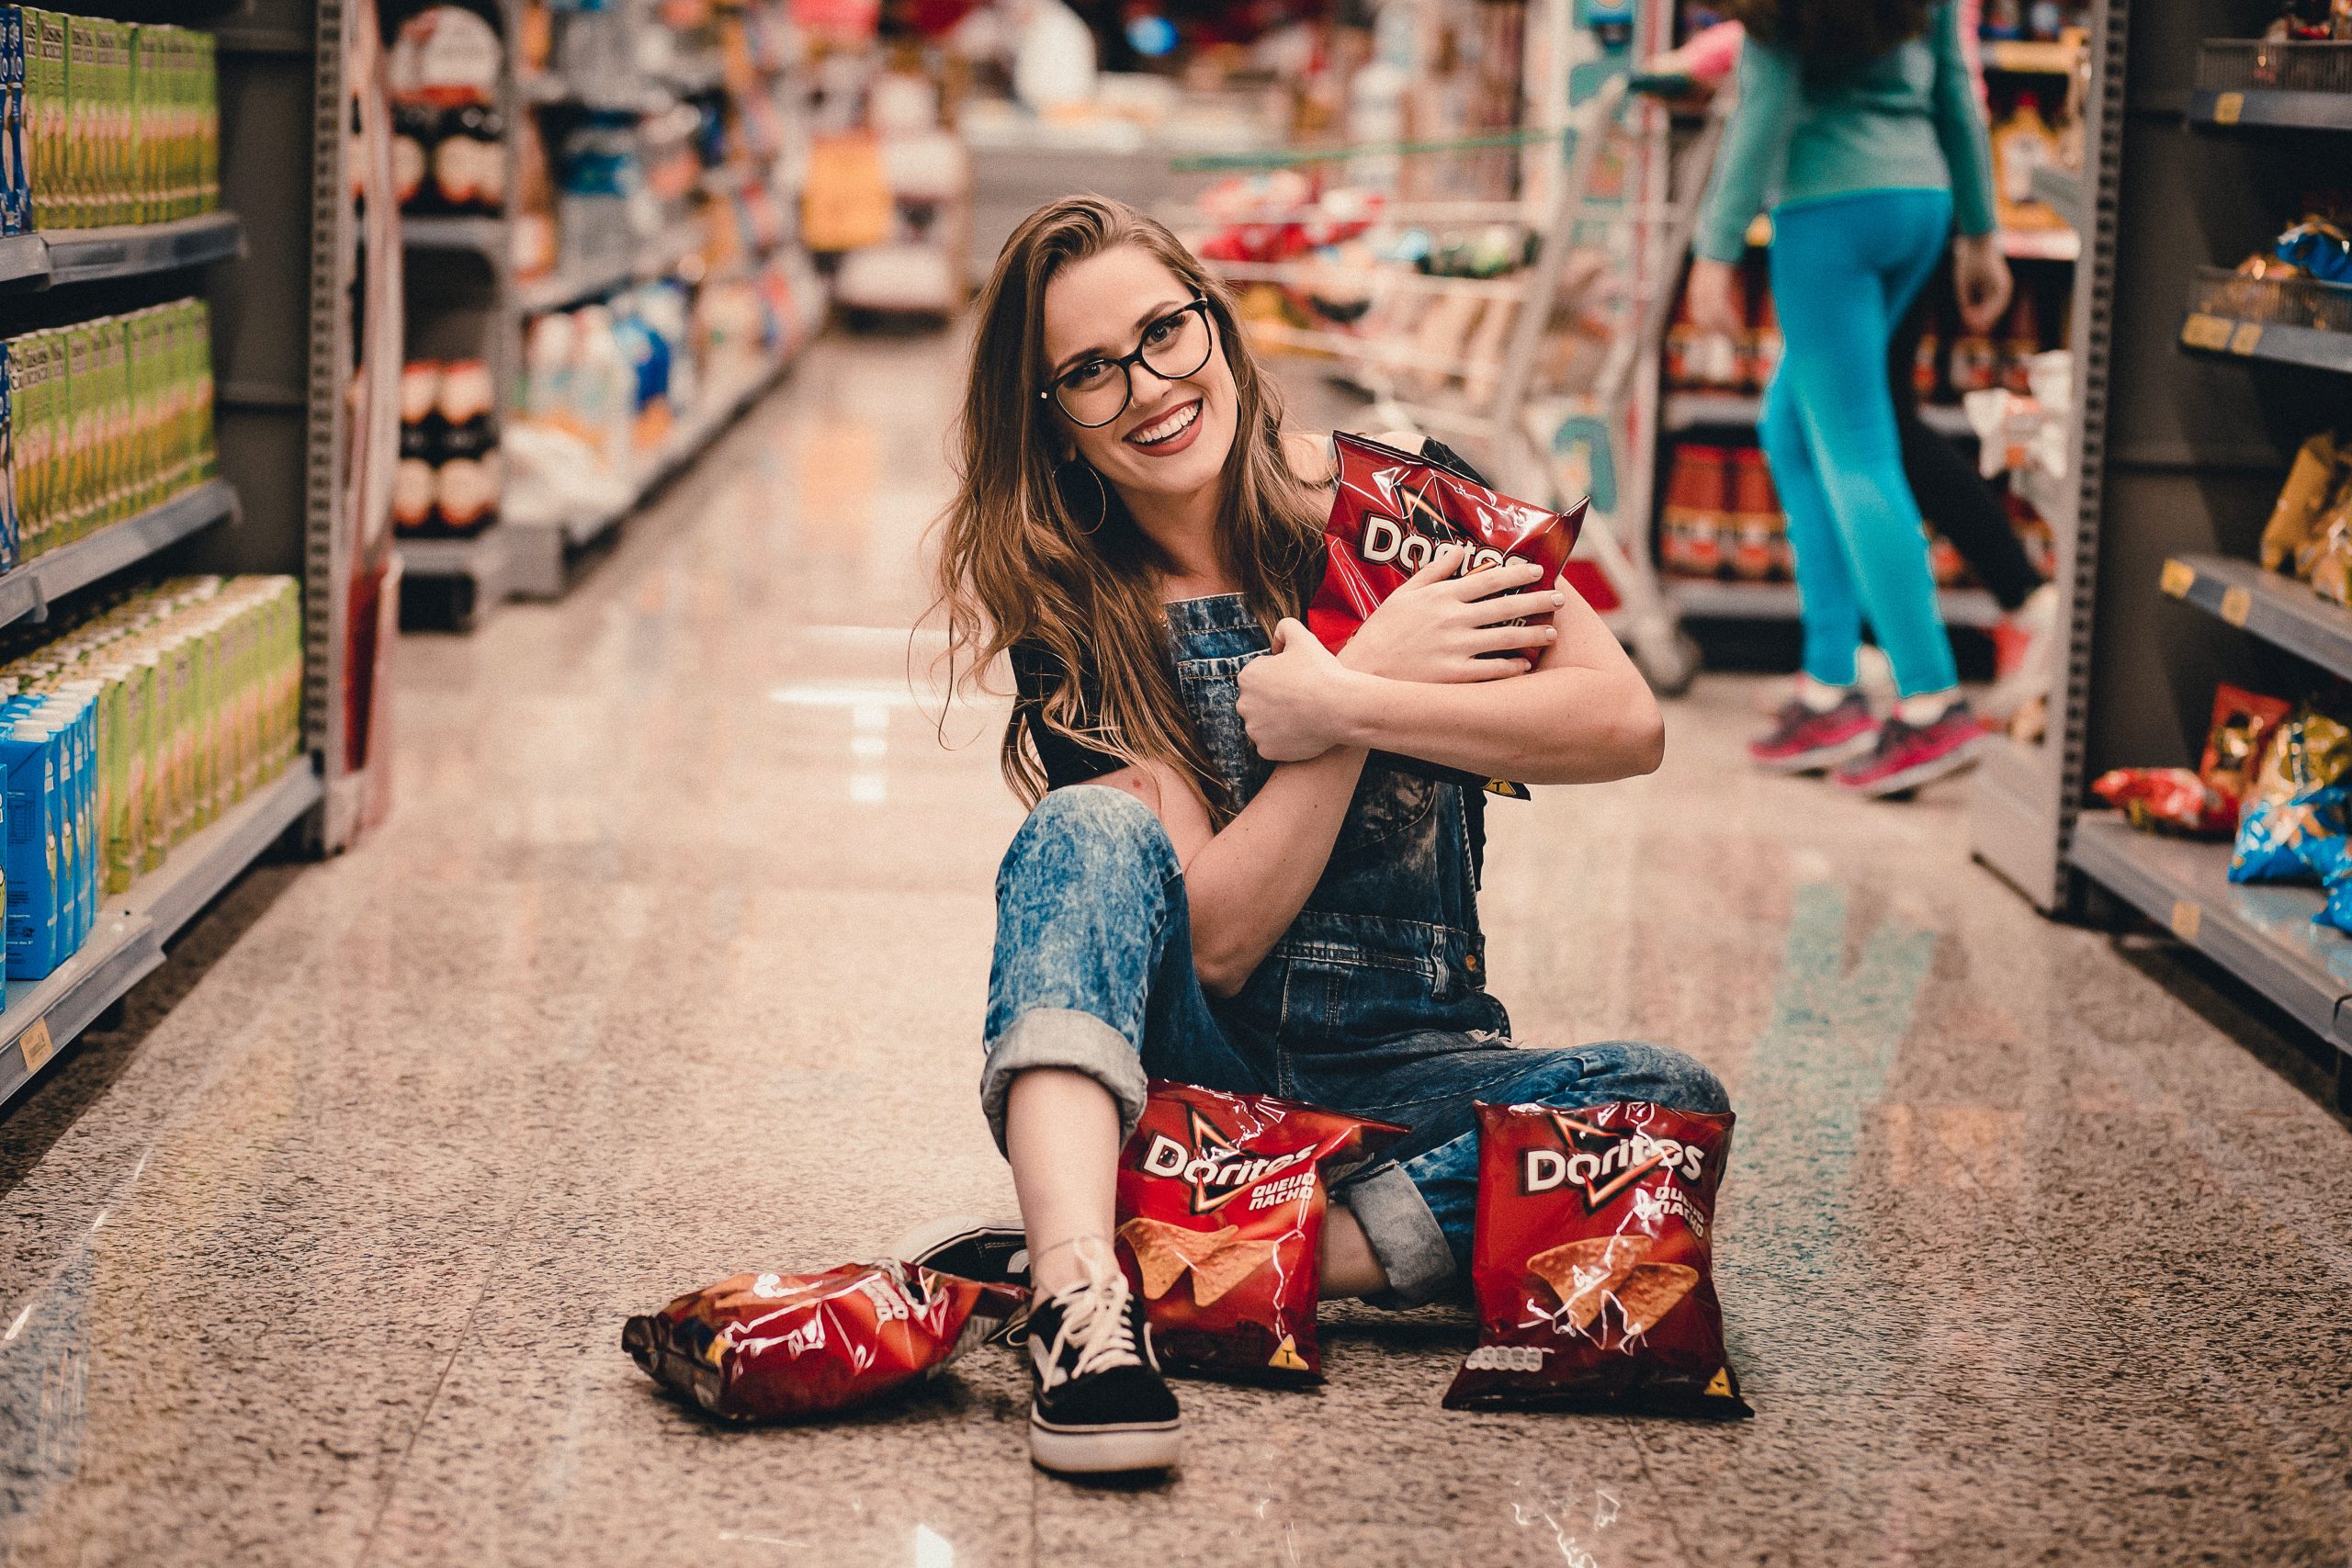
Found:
[2,330,2350,1568]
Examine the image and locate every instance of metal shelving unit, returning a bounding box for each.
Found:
[0,212,245,290]
[1980,3,2352,1106]
[2160,553,2352,681]
[2187,39,2352,130]
[0,0,380,1114]
[0,481,237,629]
[1666,577,2003,627]
[399,5,819,626]
[2030,162,2086,231]
[1661,390,1977,439]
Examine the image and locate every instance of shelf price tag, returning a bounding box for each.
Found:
[2220,586,2253,626]
[2229,323,2263,355]
[2180,314,2234,352]
[2169,900,2201,942]
[2213,92,2243,124]
[2160,558,2196,598]
[15,1017,54,1075]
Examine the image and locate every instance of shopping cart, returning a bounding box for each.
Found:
[1161,76,1730,694]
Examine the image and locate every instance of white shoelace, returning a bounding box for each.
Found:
[1037,1235,1141,1388]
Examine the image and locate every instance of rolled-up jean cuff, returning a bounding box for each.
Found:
[1336,1162,1456,1308]
[979,1008,1149,1156]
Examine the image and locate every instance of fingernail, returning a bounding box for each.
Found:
[1551,590,1567,604]
[1544,626,1558,639]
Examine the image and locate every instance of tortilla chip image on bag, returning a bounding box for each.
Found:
[1444,1100,1749,1417]
[623,1261,1023,1423]
[1115,1080,1404,1382]
[1307,431,1589,657]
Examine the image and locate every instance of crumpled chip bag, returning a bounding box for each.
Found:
[1444,1100,1749,1417]
[2200,684,2294,808]
[2091,767,2236,837]
[624,1261,1023,1422]
[1307,431,1589,657]
[2231,708,2352,883]
[1114,1080,1403,1382]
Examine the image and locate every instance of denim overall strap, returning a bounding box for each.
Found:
[1160,595,1509,1060]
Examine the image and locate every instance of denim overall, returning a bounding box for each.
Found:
[978,594,1724,1305]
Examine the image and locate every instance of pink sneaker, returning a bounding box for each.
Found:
[1831,701,1986,796]
[1749,691,1877,773]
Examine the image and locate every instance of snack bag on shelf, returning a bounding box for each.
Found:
[623,1260,1023,1424]
[1443,1100,1748,1417]
[1114,1080,1403,1382]
[2091,766,2234,837]
[2199,684,2294,813]
[2261,430,2343,574]
[2231,708,2352,882]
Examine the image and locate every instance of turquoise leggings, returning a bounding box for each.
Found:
[1759,187,1959,696]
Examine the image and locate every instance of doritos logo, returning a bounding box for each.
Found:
[1358,481,1517,576]
[1136,1106,1318,1216]
[1520,1111,1705,1209]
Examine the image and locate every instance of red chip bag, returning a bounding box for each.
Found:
[2090,766,2237,837]
[1444,1100,1749,1417]
[1307,431,1589,656]
[1114,1080,1404,1382]
[2199,684,2293,811]
[624,1260,1022,1422]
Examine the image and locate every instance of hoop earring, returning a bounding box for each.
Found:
[1058,459,1108,536]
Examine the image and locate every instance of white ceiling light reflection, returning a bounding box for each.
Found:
[768,684,906,804]
[914,1525,954,1567]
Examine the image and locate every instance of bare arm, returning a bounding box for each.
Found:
[1069,746,1365,998]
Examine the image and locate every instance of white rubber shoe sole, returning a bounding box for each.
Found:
[1030,1414,1182,1476]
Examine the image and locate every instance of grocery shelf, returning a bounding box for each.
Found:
[2000,226,2080,262]
[0,480,237,632]
[1662,390,1976,438]
[401,214,508,256]
[513,229,701,315]
[2159,552,2352,681]
[2030,163,2085,232]
[1666,577,2003,628]
[2188,39,2352,131]
[2177,269,2352,376]
[0,765,322,1115]
[506,343,799,597]
[2069,813,2352,1051]
[397,525,517,632]
[1982,38,2081,74]
[521,71,662,115]
[0,212,244,292]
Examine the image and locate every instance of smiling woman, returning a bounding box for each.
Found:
[919,194,1722,1483]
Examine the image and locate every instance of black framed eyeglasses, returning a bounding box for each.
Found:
[1038,299,1216,428]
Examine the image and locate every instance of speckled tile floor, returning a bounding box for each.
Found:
[0,331,2347,1568]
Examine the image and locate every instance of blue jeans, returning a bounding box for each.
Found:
[1760,186,1960,697]
[978,785,1729,1307]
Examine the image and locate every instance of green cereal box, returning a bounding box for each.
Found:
[96,318,125,527]
[189,299,214,480]
[0,340,16,571]
[26,11,56,230]
[104,20,126,227]
[62,321,93,538]
[6,333,33,557]
[61,13,90,228]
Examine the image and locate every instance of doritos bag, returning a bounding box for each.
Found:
[1444,1100,1749,1417]
[2231,708,2352,882]
[1308,432,1589,657]
[1114,1080,1403,1382]
[623,1260,1022,1423]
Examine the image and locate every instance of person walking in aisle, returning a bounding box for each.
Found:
[1686,0,2011,793]
[912,196,1725,1477]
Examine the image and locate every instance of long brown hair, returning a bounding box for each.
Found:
[930,196,1325,815]
[1727,0,1930,65]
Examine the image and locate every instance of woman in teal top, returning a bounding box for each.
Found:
[1690,0,2011,796]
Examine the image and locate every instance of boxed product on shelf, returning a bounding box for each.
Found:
[3,298,216,561]
[13,12,216,231]
[0,573,300,980]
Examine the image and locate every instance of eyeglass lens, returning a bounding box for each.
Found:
[1054,308,1213,425]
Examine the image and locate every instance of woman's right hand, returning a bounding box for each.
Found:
[1686,256,1745,338]
[1337,543,1565,683]
[1952,233,2013,334]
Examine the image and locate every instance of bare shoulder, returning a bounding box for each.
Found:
[1282,430,1336,487]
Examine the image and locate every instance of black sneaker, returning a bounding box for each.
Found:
[890,1214,1031,1291]
[1024,1238,1181,1476]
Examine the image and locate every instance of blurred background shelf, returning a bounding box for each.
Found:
[0,213,244,290]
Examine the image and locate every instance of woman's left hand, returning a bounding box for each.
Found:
[1236,618,1363,763]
